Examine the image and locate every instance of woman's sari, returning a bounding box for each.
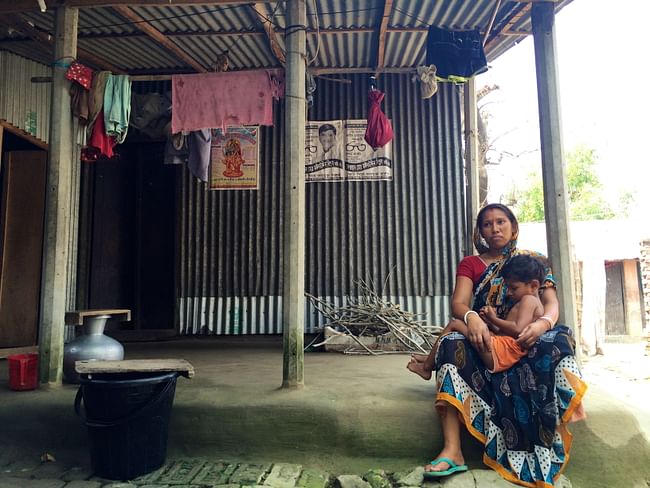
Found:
[435,242,587,488]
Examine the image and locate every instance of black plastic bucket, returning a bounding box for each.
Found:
[75,371,178,480]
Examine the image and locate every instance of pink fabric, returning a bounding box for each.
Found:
[172,71,275,133]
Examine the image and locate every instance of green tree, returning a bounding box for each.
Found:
[513,145,616,222]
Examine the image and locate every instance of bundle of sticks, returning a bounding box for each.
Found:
[306,279,443,355]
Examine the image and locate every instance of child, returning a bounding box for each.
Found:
[475,254,546,372]
[408,254,547,376]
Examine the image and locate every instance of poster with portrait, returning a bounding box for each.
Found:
[305,120,345,182]
[209,126,259,190]
[305,119,392,183]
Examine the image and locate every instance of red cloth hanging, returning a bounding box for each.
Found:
[65,61,93,90]
[364,89,393,150]
[87,109,117,159]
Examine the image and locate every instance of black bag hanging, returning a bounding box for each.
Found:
[426,25,488,79]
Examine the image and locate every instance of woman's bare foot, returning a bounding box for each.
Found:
[406,359,432,380]
[424,449,465,473]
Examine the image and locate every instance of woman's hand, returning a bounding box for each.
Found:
[467,313,492,353]
[516,319,550,348]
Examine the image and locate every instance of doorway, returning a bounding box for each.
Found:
[0,129,47,350]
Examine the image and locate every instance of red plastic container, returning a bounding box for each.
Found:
[8,353,39,391]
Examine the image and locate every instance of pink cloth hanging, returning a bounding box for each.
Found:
[364,89,393,150]
[172,71,275,133]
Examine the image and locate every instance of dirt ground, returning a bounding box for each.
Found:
[580,339,650,415]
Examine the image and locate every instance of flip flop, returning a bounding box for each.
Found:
[423,457,468,478]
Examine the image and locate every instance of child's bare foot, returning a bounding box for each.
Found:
[406,359,432,380]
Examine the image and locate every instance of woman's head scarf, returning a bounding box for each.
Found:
[471,204,554,316]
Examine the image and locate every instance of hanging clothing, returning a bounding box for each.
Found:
[187,129,211,182]
[104,74,132,144]
[364,89,393,150]
[426,26,488,79]
[70,83,90,126]
[171,70,275,133]
[164,132,188,166]
[88,71,111,130]
[130,92,172,140]
[65,61,93,90]
[88,109,117,159]
[163,130,211,182]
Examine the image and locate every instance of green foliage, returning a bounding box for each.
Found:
[514,145,618,222]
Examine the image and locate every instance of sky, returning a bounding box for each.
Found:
[476,0,650,225]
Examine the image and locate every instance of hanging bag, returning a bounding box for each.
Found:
[364,89,393,150]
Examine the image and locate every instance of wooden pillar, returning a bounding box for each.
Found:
[532,3,577,331]
[282,0,306,388]
[463,78,480,254]
[38,6,77,385]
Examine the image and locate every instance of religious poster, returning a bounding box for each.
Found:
[209,126,260,190]
[305,119,393,183]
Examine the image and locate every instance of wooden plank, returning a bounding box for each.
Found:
[375,0,393,69]
[0,345,38,359]
[0,13,125,73]
[65,308,131,326]
[113,5,206,73]
[0,0,272,13]
[75,359,195,378]
[0,120,48,150]
[252,3,285,65]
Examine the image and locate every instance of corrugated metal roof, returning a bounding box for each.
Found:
[0,0,573,74]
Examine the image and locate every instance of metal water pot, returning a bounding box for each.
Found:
[63,314,124,383]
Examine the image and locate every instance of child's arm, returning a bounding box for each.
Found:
[485,295,542,337]
[479,306,500,333]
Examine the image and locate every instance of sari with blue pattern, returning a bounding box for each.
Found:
[435,245,587,487]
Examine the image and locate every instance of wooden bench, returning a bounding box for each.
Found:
[75,359,195,379]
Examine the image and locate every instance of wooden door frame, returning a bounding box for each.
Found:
[0,120,48,358]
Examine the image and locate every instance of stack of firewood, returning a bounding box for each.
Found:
[306,279,443,355]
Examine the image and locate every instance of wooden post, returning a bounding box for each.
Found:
[463,78,480,255]
[282,0,306,389]
[38,6,77,385]
[531,3,577,332]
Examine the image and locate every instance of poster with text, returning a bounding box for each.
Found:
[210,126,259,190]
[305,119,392,182]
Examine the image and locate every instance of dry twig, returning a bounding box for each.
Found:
[307,278,443,355]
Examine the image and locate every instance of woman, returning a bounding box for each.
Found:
[408,204,586,488]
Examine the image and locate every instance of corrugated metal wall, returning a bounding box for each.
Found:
[0,51,51,142]
[179,73,467,334]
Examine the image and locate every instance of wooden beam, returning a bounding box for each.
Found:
[282,0,306,389]
[0,345,38,359]
[252,3,285,65]
[531,2,577,336]
[0,120,49,150]
[0,0,273,14]
[375,0,393,69]
[0,13,125,73]
[38,5,77,386]
[484,3,531,53]
[112,5,206,72]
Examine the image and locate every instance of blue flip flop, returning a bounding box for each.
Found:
[423,457,468,478]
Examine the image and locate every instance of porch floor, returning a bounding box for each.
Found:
[0,336,649,487]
